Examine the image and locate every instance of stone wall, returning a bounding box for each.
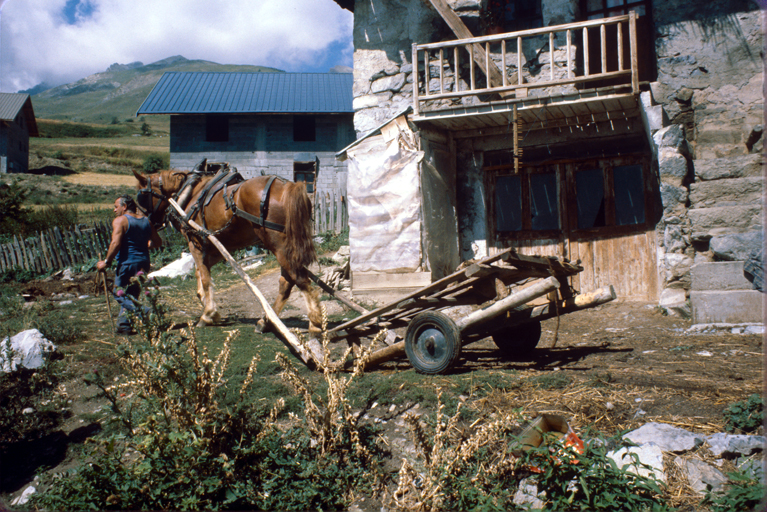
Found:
[649,3,763,307]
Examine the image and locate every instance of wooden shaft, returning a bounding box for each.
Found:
[98,252,115,332]
[456,276,560,333]
[306,268,369,315]
[168,198,323,368]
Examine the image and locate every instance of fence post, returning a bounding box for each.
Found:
[53,227,72,268]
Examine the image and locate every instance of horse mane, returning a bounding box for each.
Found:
[283,181,317,269]
[157,169,216,195]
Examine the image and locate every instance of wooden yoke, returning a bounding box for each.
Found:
[425,0,520,97]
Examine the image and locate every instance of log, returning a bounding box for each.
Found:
[457,276,560,334]
[167,198,323,368]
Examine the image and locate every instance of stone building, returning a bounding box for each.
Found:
[0,93,38,174]
[137,72,356,196]
[333,0,763,319]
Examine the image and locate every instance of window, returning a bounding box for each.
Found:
[294,162,316,193]
[489,153,650,240]
[492,166,560,235]
[293,115,316,142]
[570,157,647,234]
[205,115,229,142]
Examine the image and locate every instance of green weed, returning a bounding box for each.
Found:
[702,468,765,512]
[723,394,764,433]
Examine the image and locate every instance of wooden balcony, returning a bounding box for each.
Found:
[411,13,641,134]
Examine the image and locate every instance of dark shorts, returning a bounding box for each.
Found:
[115,260,150,292]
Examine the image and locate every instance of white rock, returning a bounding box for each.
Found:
[512,477,546,510]
[0,329,57,372]
[608,442,666,483]
[675,457,726,495]
[706,433,766,457]
[11,486,35,506]
[148,253,195,279]
[624,423,705,453]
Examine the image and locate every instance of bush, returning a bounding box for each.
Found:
[142,154,167,174]
[702,468,765,512]
[723,394,763,433]
[0,180,30,236]
[517,433,670,511]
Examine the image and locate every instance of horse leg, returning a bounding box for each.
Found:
[190,245,222,326]
[256,270,294,333]
[295,271,323,335]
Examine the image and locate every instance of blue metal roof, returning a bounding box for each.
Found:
[137,72,353,115]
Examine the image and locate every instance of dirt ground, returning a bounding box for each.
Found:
[215,265,764,432]
[5,264,764,507]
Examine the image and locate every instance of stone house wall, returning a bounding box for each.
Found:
[344,0,763,304]
[169,113,356,195]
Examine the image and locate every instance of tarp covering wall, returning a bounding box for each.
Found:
[346,124,425,272]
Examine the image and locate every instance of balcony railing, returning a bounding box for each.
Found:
[411,12,639,116]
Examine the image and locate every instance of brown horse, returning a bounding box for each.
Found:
[132,168,322,333]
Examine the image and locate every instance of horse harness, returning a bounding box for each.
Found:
[139,165,287,238]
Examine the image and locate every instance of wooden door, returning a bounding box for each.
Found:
[490,154,659,300]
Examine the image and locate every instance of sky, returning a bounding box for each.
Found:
[0,0,354,93]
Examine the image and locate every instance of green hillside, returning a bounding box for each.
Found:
[31,56,284,130]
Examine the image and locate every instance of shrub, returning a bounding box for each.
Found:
[702,468,765,512]
[723,394,763,433]
[518,433,670,511]
[142,154,166,174]
[0,180,30,236]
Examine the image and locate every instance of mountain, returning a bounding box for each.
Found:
[30,56,284,126]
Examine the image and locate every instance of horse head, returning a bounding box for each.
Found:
[133,169,186,226]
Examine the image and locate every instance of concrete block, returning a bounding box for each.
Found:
[691,262,754,291]
[691,290,764,324]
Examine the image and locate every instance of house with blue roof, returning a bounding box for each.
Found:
[137,72,355,195]
[0,93,38,174]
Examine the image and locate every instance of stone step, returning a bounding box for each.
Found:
[694,153,763,181]
[691,261,754,291]
[691,289,763,324]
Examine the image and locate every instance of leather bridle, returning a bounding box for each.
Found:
[136,174,170,227]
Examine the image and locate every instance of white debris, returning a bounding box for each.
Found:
[0,329,57,372]
[148,253,196,279]
[11,486,35,506]
[696,351,713,357]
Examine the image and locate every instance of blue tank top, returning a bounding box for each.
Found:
[118,214,152,264]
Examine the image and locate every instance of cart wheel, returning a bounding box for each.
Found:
[405,311,462,375]
[492,321,542,358]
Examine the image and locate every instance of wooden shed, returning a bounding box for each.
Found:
[0,93,38,174]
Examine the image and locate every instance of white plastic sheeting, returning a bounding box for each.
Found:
[148,252,196,279]
[346,127,425,273]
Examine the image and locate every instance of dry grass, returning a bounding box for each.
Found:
[62,172,138,187]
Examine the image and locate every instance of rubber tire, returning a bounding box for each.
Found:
[405,311,462,375]
[492,321,542,359]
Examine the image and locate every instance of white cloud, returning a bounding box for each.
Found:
[0,0,353,92]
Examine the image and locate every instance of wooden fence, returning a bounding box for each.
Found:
[313,190,348,235]
[0,223,112,274]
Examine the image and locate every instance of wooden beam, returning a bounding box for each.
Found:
[425,0,515,94]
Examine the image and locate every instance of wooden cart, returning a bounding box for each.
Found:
[325,248,616,374]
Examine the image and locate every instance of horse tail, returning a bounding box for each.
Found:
[283,181,317,270]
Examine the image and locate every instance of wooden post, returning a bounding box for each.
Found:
[167,198,324,368]
[53,227,72,268]
[39,232,52,269]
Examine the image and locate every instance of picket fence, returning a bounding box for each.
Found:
[0,194,348,273]
[0,223,112,274]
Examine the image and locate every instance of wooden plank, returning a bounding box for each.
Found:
[0,244,7,272]
[353,271,432,290]
[12,236,26,270]
[53,227,72,268]
[629,11,639,93]
[39,232,52,269]
[47,229,63,269]
[425,0,509,92]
